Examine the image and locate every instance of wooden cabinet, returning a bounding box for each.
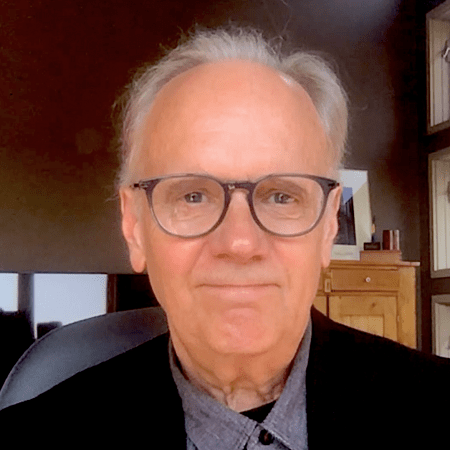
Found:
[313,254,419,348]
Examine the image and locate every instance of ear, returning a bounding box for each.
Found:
[320,185,342,269]
[119,187,147,273]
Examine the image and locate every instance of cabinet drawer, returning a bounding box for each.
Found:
[331,269,399,291]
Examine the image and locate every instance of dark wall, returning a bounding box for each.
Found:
[0,0,420,273]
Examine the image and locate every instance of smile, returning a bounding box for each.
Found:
[199,284,278,302]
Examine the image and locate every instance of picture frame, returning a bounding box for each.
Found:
[432,294,450,358]
[429,147,450,278]
[332,169,372,261]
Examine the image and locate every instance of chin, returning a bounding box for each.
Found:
[207,313,279,356]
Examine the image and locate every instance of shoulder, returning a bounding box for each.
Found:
[309,306,450,373]
[0,332,185,445]
[307,311,450,429]
[309,307,450,395]
[307,308,450,447]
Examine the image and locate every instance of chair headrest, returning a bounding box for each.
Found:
[0,307,168,410]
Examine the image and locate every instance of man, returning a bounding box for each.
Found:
[1,27,449,448]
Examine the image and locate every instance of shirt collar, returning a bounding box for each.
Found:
[169,319,312,450]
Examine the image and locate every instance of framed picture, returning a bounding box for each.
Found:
[432,294,450,358]
[332,170,372,260]
[429,147,450,278]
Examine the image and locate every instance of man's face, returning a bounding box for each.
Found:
[121,60,340,360]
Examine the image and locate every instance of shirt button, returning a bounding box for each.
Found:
[259,430,274,445]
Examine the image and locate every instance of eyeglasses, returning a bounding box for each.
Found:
[131,173,339,238]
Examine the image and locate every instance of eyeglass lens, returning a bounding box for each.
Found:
[152,176,224,236]
[150,175,326,237]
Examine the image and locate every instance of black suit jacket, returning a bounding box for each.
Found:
[1,308,449,449]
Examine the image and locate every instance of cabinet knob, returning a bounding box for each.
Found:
[365,277,372,283]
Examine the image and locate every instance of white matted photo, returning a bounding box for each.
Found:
[429,147,450,278]
[332,169,372,261]
[432,294,450,358]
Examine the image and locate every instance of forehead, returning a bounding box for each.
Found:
[136,60,330,179]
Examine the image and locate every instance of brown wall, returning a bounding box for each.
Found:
[0,0,420,277]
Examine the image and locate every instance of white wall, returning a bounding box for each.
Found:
[34,274,107,330]
[0,273,19,312]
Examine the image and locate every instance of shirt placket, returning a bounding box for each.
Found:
[243,425,290,450]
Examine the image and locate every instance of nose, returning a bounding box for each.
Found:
[207,190,268,262]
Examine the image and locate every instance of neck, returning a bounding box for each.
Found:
[171,332,304,412]
[181,357,292,412]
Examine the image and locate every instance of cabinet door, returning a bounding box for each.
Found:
[329,295,397,340]
[313,295,327,316]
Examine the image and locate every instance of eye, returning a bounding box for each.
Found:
[184,192,205,203]
[270,192,295,204]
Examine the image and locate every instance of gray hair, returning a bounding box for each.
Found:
[116,27,348,186]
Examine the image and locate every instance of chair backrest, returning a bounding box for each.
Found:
[0,307,168,410]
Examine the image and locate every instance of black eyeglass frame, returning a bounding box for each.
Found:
[131,173,339,238]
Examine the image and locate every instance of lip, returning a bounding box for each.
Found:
[198,283,277,302]
[199,283,277,289]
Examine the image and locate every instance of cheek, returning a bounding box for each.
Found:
[142,223,203,311]
[277,232,324,301]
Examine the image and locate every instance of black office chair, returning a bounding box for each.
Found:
[0,306,168,410]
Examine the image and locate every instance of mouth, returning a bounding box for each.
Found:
[198,283,278,302]
[202,283,275,288]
